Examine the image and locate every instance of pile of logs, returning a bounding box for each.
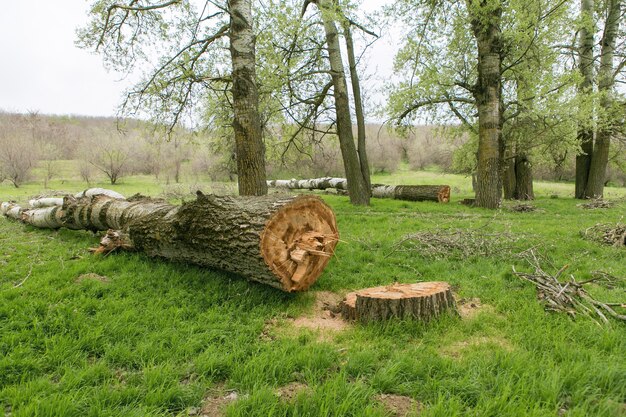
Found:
[267,178,450,203]
[1,189,339,292]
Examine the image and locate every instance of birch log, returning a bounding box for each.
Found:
[268,178,450,203]
[2,192,339,292]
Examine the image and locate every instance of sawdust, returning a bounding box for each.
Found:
[263,291,350,341]
[375,393,422,416]
[75,273,110,284]
[195,384,242,417]
[442,335,514,359]
[456,298,494,319]
[275,382,309,401]
[290,291,348,332]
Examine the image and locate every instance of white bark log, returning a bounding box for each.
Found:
[28,198,65,208]
[268,178,451,202]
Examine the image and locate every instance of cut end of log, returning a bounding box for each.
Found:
[438,186,451,203]
[341,282,457,322]
[260,195,339,292]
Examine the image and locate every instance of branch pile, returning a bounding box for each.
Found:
[576,199,614,209]
[513,249,625,325]
[581,222,626,247]
[506,203,538,212]
[388,227,524,259]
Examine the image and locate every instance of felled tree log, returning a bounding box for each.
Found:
[267,178,450,203]
[2,192,339,292]
[341,282,457,322]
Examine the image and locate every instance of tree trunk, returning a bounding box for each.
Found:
[575,0,595,199]
[584,0,620,198]
[503,149,516,200]
[343,22,371,193]
[513,153,534,200]
[267,178,451,202]
[316,0,370,206]
[2,192,338,292]
[341,282,457,323]
[229,0,268,196]
[469,0,503,209]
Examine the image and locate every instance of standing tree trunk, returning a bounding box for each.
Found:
[575,0,596,199]
[514,152,534,200]
[469,0,503,209]
[229,0,268,196]
[2,192,338,292]
[503,145,516,200]
[584,0,621,198]
[343,22,372,193]
[316,0,370,206]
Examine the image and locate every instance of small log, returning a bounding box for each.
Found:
[341,282,457,323]
[268,178,450,203]
[2,192,339,292]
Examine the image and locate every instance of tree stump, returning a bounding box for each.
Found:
[341,282,457,323]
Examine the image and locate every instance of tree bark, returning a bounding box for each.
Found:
[343,22,371,193]
[584,0,620,198]
[575,0,595,199]
[267,178,451,202]
[2,192,338,292]
[469,0,503,209]
[341,282,457,323]
[503,148,516,200]
[316,0,370,206]
[513,153,534,200]
[229,0,268,196]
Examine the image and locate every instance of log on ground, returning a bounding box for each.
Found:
[341,282,457,323]
[2,191,339,292]
[268,178,451,203]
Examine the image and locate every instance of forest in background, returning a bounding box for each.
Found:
[1,111,625,189]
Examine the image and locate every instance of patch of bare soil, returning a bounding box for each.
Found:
[290,291,349,332]
[194,385,243,417]
[376,394,422,416]
[75,273,110,284]
[456,298,494,319]
[442,335,513,359]
[275,382,308,401]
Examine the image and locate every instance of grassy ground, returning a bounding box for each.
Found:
[0,171,625,417]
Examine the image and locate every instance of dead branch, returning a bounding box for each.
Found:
[512,249,626,325]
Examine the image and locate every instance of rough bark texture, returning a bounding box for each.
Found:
[469,0,503,209]
[229,0,268,196]
[341,282,457,323]
[2,192,338,292]
[513,153,534,200]
[343,22,371,193]
[316,0,370,206]
[584,0,620,198]
[267,178,450,202]
[575,0,596,199]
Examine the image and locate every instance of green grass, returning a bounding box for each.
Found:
[1,172,625,416]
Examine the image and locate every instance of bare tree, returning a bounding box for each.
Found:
[0,121,36,188]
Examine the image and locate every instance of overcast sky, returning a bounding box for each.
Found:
[0,1,396,118]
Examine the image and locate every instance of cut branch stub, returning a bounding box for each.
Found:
[341,282,457,323]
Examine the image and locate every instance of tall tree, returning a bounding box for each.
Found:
[388,0,575,207]
[314,0,370,205]
[256,0,375,205]
[78,0,267,195]
[582,0,622,197]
